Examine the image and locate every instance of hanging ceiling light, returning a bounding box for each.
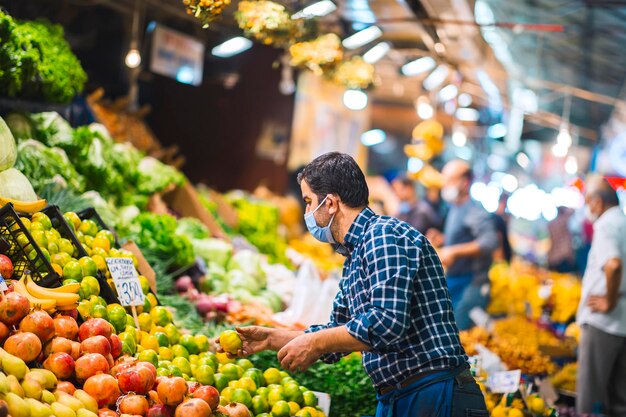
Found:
[455,107,480,122]
[292,0,336,19]
[343,89,368,110]
[552,143,568,158]
[565,155,578,174]
[415,97,434,120]
[458,93,472,107]
[125,47,141,68]
[125,1,142,68]
[423,65,449,91]
[212,37,253,58]
[452,129,467,147]
[438,84,458,102]
[342,26,383,49]
[401,57,436,77]
[361,129,386,146]
[363,42,390,64]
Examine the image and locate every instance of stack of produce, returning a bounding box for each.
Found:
[0,10,86,103]
[0,116,39,205]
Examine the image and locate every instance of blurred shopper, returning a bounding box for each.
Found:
[576,176,626,416]
[428,160,498,330]
[391,175,443,233]
[547,206,576,272]
[426,186,448,225]
[493,193,512,264]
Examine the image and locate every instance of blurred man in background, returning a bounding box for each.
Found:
[576,176,626,416]
[547,206,576,272]
[428,160,498,330]
[391,175,443,234]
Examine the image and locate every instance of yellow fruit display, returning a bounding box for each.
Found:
[551,363,577,392]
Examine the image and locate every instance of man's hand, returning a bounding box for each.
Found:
[437,246,456,268]
[588,295,615,313]
[426,229,444,247]
[277,333,322,373]
[215,326,273,357]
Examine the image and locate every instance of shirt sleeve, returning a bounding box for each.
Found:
[343,229,416,352]
[594,221,622,267]
[304,282,351,363]
[467,207,499,254]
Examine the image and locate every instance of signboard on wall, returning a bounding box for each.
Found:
[288,72,370,170]
[150,25,204,86]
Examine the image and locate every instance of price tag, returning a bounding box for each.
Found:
[0,272,7,292]
[312,392,331,416]
[487,370,522,394]
[106,258,145,307]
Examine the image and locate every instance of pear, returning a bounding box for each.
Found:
[0,372,9,394]
[5,392,30,417]
[2,353,28,380]
[24,372,48,389]
[76,410,98,417]
[41,390,56,405]
[51,402,76,417]
[22,377,43,400]
[72,391,98,414]
[28,370,56,390]
[7,375,25,397]
[25,398,53,417]
[54,394,83,413]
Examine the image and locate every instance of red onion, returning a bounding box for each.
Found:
[195,295,214,316]
[175,276,194,293]
[226,300,242,313]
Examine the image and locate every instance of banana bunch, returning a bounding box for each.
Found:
[13,275,80,313]
[0,197,47,213]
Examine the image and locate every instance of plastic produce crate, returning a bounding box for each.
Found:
[0,203,61,287]
[40,205,119,304]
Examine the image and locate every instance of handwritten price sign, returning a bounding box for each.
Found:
[487,370,522,394]
[106,258,145,307]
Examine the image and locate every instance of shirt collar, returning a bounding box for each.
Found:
[339,207,376,256]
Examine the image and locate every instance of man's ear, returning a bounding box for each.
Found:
[327,194,340,215]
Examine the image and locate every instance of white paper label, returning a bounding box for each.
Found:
[106,258,145,306]
[312,392,331,415]
[0,272,7,292]
[488,370,522,394]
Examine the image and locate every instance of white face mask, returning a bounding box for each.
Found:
[441,186,459,204]
[584,205,599,222]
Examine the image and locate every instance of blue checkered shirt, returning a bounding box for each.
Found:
[306,207,467,389]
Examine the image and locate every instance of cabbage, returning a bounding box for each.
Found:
[228,250,266,286]
[0,168,37,201]
[5,113,33,141]
[177,217,210,240]
[226,269,261,295]
[29,112,74,148]
[192,238,233,268]
[0,115,17,171]
[260,289,284,313]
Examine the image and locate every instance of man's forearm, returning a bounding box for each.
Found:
[604,258,623,309]
[448,241,482,259]
[313,326,370,355]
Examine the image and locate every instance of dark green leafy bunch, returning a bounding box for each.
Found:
[250,351,377,417]
[0,11,87,103]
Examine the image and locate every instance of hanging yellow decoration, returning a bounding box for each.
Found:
[183,0,231,28]
[289,33,343,75]
[331,56,375,89]
[235,1,304,47]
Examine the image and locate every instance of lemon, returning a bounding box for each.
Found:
[508,408,523,417]
[79,257,98,277]
[158,346,173,361]
[91,236,110,252]
[271,400,291,417]
[32,213,52,230]
[63,212,81,230]
[219,330,242,355]
[79,220,99,237]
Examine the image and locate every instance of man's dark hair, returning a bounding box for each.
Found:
[297,152,369,208]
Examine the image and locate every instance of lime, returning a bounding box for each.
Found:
[180,334,199,355]
[279,371,289,379]
[153,332,169,348]
[216,351,235,364]
[220,387,234,403]
[219,330,242,355]
[52,252,72,267]
[47,241,59,256]
[77,299,93,320]
[188,354,199,365]
[289,402,301,415]
[32,213,52,230]
[158,346,173,360]
[221,363,239,381]
[252,395,270,415]
[193,364,215,386]
[30,222,45,233]
[91,304,108,320]
[244,368,265,388]
[90,295,107,308]
[194,335,209,353]
[232,388,252,409]
[79,220,99,237]
[296,409,315,417]
[141,335,160,351]
[256,387,269,397]
[31,230,48,249]
[302,391,318,407]
[63,260,82,281]
[96,230,115,246]
[126,314,137,329]
[263,368,282,385]
[237,376,257,396]
[16,232,30,248]
[299,386,309,393]
[228,380,238,390]
[281,377,295,386]
[91,236,110,253]
[158,360,172,369]
[91,254,107,273]
[157,367,170,377]
[58,238,74,256]
[80,276,100,299]
[267,387,285,407]
[168,365,183,377]
[256,414,270,417]
[164,324,181,345]
[137,312,152,332]
[172,357,192,376]
[271,400,291,417]
[38,247,51,262]
[119,331,137,349]
[137,349,159,367]
[214,373,229,392]
[285,382,303,403]
[79,257,98,278]
[171,344,190,359]
[19,217,31,230]
[150,306,172,327]
[63,212,81,230]
[237,358,254,371]
[138,275,151,295]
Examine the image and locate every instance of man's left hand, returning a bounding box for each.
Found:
[437,247,456,268]
[588,295,614,313]
[277,333,321,372]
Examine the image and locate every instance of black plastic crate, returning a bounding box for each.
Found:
[76,207,120,247]
[40,206,119,304]
[0,203,61,287]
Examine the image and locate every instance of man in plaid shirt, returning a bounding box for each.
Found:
[220,153,486,417]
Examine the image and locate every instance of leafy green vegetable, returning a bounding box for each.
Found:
[0,11,86,103]
[192,238,233,269]
[137,157,186,195]
[249,351,377,417]
[177,217,210,240]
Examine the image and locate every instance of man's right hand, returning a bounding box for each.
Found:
[215,326,273,358]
